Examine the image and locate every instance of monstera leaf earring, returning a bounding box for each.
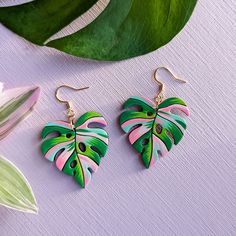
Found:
[119,67,190,168]
[41,85,108,188]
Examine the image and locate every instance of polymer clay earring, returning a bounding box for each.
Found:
[41,85,108,188]
[119,67,190,168]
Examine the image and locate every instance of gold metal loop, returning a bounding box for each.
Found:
[55,85,89,105]
[55,85,89,126]
[153,66,187,105]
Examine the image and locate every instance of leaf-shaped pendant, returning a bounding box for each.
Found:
[120,96,190,168]
[41,112,108,188]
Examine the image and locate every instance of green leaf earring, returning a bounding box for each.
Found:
[119,67,190,168]
[41,85,108,188]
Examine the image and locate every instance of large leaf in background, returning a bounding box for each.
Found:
[0,156,38,213]
[41,112,108,188]
[0,83,40,140]
[0,0,99,45]
[0,0,197,61]
[48,0,197,60]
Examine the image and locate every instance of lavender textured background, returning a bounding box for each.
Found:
[0,0,235,235]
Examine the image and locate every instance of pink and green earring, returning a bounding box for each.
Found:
[41,85,108,188]
[119,67,190,168]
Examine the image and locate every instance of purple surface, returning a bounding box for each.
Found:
[0,0,235,235]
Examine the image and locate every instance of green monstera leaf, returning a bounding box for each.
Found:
[120,96,190,168]
[0,0,197,61]
[41,112,108,188]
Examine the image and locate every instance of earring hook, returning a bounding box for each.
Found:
[55,85,89,127]
[153,66,187,105]
[55,85,89,106]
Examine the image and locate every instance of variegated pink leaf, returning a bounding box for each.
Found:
[0,82,40,140]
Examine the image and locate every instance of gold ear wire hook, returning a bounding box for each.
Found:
[153,66,187,105]
[55,85,89,127]
[55,85,89,105]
